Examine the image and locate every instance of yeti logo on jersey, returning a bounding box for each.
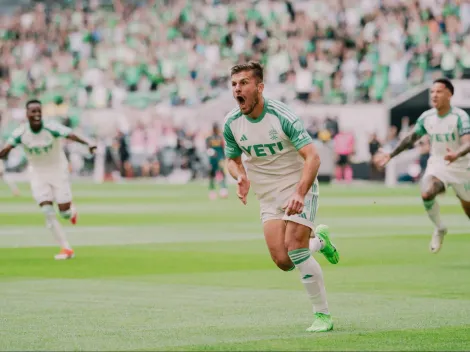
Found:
[22,132,54,155]
[25,144,53,155]
[430,133,457,143]
[268,128,278,141]
[241,142,284,157]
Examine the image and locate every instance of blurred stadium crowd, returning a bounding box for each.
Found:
[1,0,467,181]
[1,0,470,106]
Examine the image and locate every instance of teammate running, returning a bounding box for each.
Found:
[0,99,96,260]
[376,78,470,253]
[223,61,339,332]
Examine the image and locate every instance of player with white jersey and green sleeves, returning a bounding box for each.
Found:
[223,62,339,333]
[376,78,470,253]
[0,99,96,260]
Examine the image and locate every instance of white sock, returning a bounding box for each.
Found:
[423,199,445,229]
[309,236,324,253]
[288,248,329,314]
[41,205,71,249]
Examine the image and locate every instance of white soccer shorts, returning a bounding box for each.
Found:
[30,172,73,204]
[424,164,470,202]
[259,181,319,229]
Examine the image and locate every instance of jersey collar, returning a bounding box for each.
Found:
[437,107,452,118]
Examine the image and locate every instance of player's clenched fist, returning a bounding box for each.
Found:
[444,147,459,164]
[236,175,250,205]
[284,192,304,216]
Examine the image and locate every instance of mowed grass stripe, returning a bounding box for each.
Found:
[1,279,469,351]
[0,206,466,225]
[0,182,469,351]
[0,182,437,200]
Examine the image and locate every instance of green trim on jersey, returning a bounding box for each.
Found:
[44,121,72,138]
[6,125,25,147]
[437,107,452,118]
[414,110,434,137]
[456,110,470,136]
[266,99,313,150]
[223,108,243,159]
[244,100,268,123]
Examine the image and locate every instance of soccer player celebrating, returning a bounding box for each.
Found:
[376,78,470,253]
[0,100,96,260]
[206,123,228,199]
[223,62,339,332]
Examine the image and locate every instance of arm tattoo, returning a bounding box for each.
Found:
[390,132,421,158]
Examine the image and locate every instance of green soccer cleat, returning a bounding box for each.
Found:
[315,224,340,264]
[306,312,334,332]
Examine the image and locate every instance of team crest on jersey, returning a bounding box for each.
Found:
[269,128,278,141]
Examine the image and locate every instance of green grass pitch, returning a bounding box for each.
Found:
[0,181,469,351]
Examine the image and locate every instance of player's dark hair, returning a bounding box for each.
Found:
[26,99,41,109]
[433,78,454,95]
[230,61,264,83]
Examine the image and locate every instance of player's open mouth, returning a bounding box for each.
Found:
[33,117,41,122]
[236,96,245,105]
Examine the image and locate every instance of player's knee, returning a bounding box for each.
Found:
[284,235,307,253]
[421,192,436,201]
[270,253,292,271]
[59,209,72,219]
[460,202,470,219]
[41,204,56,228]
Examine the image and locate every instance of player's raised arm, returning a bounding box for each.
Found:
[0,126,24,159]
[389,130,422,158]
[67,133,97,154]
[375,116,426,168]
[46,121,97,154]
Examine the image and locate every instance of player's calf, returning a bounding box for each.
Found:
[40,203,73,258]
[420,176,447,253]
[269,251,295,271]
[285,221,331,327]
[420,176,446,227]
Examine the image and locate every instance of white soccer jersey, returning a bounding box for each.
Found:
[414,107,470,170]
[7,121,72,175]
[223,98,313,199]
